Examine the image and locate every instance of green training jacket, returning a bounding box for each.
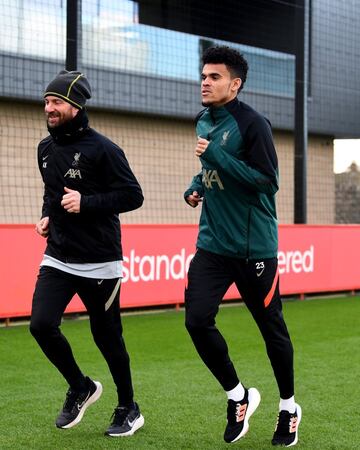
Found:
[184,98,279,259]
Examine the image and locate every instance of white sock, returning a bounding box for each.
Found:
[279,396,296,413]
[226,383,245,401]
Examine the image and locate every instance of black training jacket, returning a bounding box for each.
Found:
[38,124,143,263]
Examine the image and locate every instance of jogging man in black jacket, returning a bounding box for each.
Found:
[30,70,144,437]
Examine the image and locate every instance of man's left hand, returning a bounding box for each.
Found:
[61,187,81,213]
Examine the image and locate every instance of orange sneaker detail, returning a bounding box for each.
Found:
[235,403,247,422]
[289,416,298,433]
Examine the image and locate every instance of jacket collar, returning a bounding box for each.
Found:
[208,97,239,120]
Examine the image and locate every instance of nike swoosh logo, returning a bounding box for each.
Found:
[42,155,49,160]
[256,269,265,277]
[77,392,90,410]
[128,418,137,427]
[97,280,104,285]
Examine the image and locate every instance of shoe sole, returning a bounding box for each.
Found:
[286,403,302,447]
[106,414,145,437]
[58,381,103,429]
[230,387,261,443]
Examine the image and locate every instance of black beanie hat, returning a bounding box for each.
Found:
[44,70,91,109]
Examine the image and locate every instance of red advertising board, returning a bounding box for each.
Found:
[1,224,360,318]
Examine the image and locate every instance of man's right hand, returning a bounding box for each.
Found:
[35,216,49,237]
[186,191,203,208]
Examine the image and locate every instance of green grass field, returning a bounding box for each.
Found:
[1,295,360,450]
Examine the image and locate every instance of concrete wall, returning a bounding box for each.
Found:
[0,102,334,225]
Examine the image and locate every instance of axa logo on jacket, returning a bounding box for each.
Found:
[202,169,224,190]
[64,168,82,179]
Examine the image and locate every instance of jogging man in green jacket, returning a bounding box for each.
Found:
[184,46,301,447]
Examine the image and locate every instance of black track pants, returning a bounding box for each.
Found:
[185,248,294,399]
[30,266,134,406]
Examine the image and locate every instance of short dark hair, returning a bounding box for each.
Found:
[202,46,248,91]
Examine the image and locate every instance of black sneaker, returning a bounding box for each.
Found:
[55,377,103,429]
[272,403,302,447]
[223,387,261,443]
[105,402,144,437]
